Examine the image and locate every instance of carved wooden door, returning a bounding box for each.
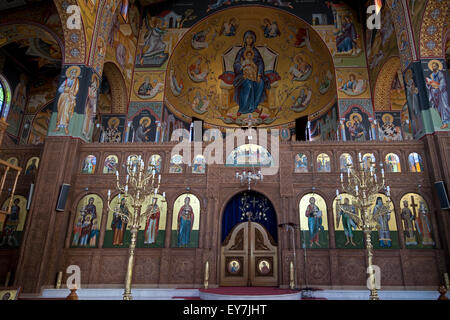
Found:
[220,221,278,286]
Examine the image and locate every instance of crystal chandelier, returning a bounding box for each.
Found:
[235,169,263,190]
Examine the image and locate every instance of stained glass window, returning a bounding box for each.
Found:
[0,75,11,119]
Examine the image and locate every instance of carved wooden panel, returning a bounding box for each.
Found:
[230,229,244,250]
[255,229,269,251]
[99,255,127,284]
[134,256,161,283]
[306,255,331,285]
[169,256,195,283]
[338,255,366,285]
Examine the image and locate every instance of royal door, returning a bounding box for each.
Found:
[220,221,278,286]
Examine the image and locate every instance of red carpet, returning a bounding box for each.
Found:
[199,287,299,296]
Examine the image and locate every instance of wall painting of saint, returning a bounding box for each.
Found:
[0,196,28,248]
[368,193,398,249]
[299,193,328,248]
[171,193,200,248]
[400,193,434,248]
[71,194,103,248]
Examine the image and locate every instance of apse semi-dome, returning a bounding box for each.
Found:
[164,6,336,128]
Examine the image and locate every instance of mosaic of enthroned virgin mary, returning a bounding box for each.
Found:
[233,31,271,116]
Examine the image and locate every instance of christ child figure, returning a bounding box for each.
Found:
[241,49,258,82]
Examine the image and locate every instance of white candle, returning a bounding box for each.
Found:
[336,189,339,197]
[163,192,166,198]
[374,173,377,182]
[154,189,157,195]
[116,171,119,177]
[340,173,343,182]
[118,193,121,200]
[108,189,111,198]
[358,153,362,162]
[126,175,129,183]
[381,168,385,177]
[125,185,128,193]
[355,185,359,195]
[158,175,161,183]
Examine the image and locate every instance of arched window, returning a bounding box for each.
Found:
[169,154,183,173]
[0,74,12,119]
[340,153,353,172]
[192,155,206,174]
[127,154,142,170]
[362,153,376,169]
[171,193,201,248]
[81,155,97,174]
[385,153,401,173]
[294,153,308,173]
[70,194,103,248]
[408,153,424,172]
[316,153,331,172]
[148,154,162,174]
[299,193,328,248]
[103,155,118,174]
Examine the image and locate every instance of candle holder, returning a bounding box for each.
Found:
[336,153,391,300]
[107,155,164,300]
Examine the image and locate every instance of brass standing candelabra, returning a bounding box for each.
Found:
[107,155,164,300]
[336,153,392,300]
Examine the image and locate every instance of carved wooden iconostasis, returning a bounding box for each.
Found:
[0,0,449,293]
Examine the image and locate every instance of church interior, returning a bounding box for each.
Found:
[0,0,449,301]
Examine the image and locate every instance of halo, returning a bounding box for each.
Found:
[242,30,257,43]
[65,66,81,78]
[349,113,362,123]
[428,59,443,71]
[294,53,305,64]
[91,74,99,87]
[139,117,151,127]
[108,117,120,129]
[382,113,394,124]
[346,120,353,128]
[405,69,413,81]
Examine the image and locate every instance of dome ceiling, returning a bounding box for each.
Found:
[164,6,336,128]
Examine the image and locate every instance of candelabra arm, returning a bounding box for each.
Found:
[371,204,391,225]
[336,202,363,228]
